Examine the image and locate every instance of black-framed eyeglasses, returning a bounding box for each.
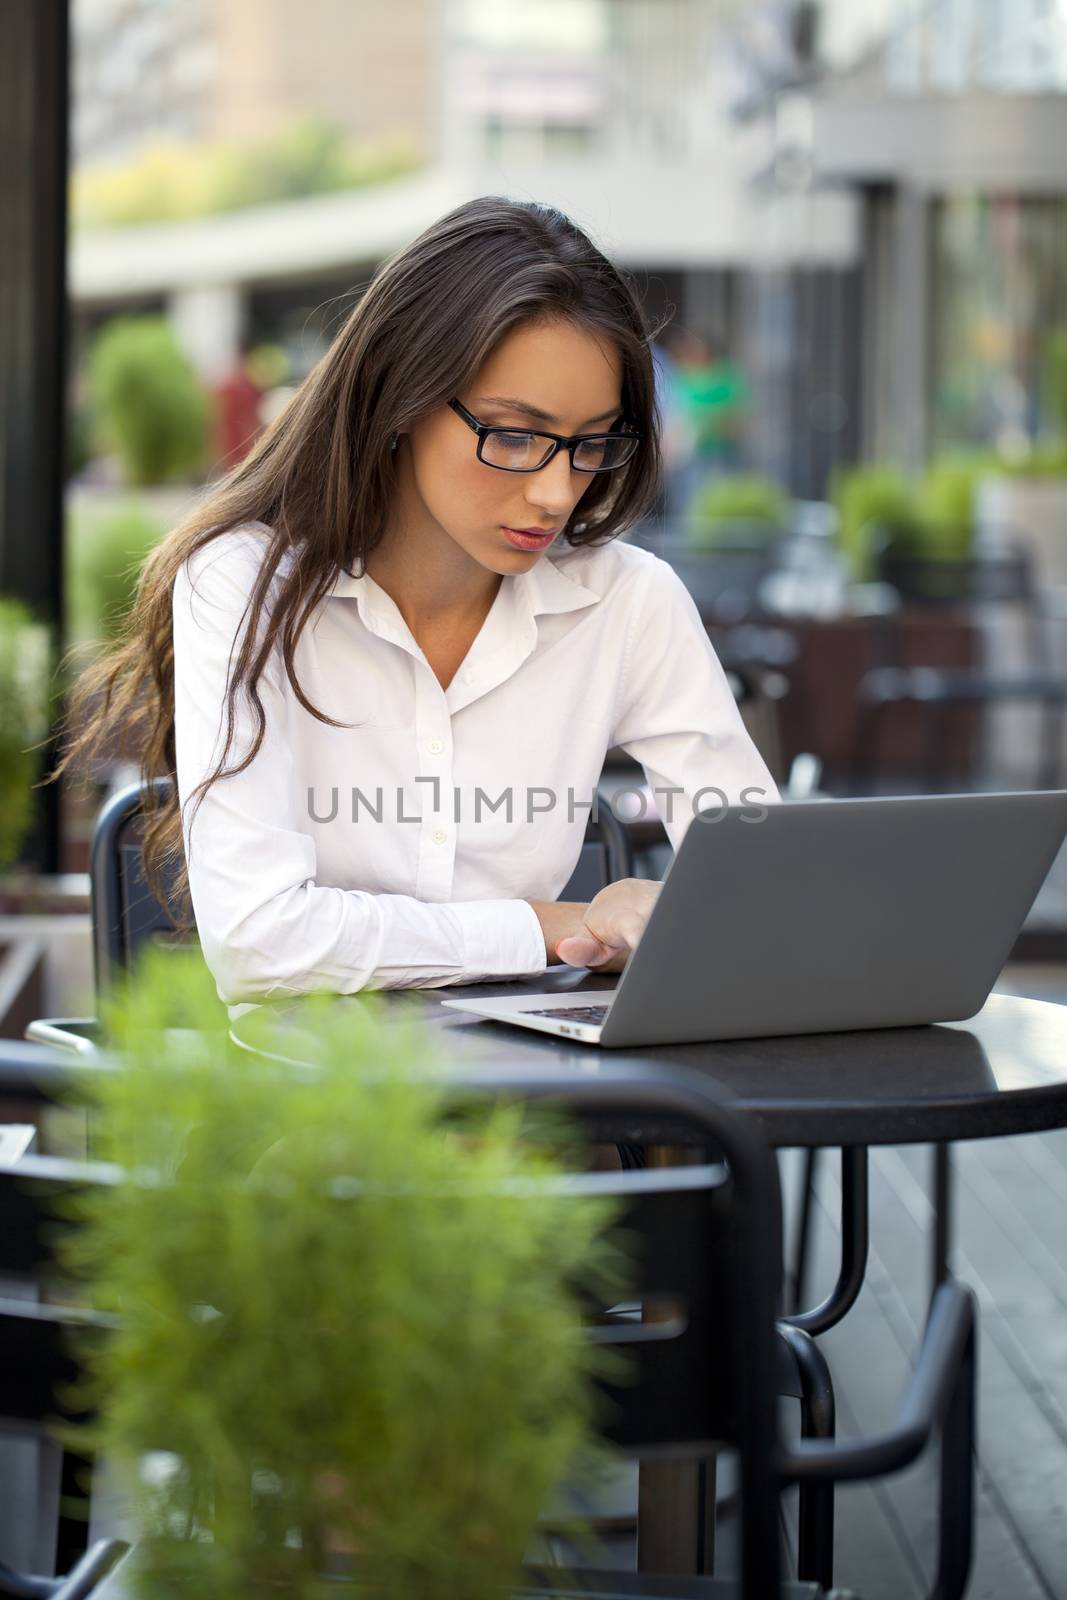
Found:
[448,397,642,474]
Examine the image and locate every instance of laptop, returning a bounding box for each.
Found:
[439,790,1067,1048]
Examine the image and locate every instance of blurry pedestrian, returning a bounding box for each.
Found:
[211,337,266,471]
[651,334,696,526]
[669,327,750,516]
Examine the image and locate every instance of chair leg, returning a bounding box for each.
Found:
[54,1449,92,1577]
[777,1324,836,1591]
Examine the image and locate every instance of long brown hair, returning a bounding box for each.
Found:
[46,195,666,928]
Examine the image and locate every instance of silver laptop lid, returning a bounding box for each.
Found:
[600,791,1067,1047]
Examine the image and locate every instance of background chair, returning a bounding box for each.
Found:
[852,539,1067,792]
[0,1053,976,1599]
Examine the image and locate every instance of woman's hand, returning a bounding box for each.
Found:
[554,878,661,973]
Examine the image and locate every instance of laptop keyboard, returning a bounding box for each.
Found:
[519,1005,610,1024]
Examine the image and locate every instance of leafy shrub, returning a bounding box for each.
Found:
[914,453,1001,561]
[60,946,627,1600]
[688,473,788,549]
[996,445,1067,477]
[830,464,921,579]
[87,316,209,486]
[73,116,423,228]
[1040,327,1067,442]
[66,501,165,645]
[0,598,53,872]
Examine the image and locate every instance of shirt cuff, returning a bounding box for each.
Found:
[449,898,548,984]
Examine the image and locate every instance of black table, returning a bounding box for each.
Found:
[231,974,1067,1326]
[231,975,1067,1575]
[230,971,1067,1149]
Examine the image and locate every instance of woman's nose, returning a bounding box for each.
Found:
[524,448,581,514]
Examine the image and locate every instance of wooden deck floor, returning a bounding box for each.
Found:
[784,960,1067,1599]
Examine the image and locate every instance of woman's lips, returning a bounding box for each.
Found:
[501,526,558,550]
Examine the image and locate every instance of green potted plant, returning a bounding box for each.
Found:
[60,946,626,1599]
[829,463,920,582]
[0,597,53,877]
[687,472,788,551]
[874,451,1005,600]
[65,499,165,648]
[0,597,58,1020]
[86,315,210,488]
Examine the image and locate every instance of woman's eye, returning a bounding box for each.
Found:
[497,431,534,448]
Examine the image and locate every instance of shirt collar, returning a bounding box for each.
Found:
[325,549,602,714]
[324,549,601,621]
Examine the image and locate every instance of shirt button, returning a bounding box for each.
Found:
[432,829,448,845]
[427,738,444,754]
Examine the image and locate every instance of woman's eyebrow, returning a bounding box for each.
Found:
[475,395,622,428]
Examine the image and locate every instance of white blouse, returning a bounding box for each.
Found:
[172,523,778,1020]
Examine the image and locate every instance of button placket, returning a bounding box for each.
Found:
[414,666,456,899]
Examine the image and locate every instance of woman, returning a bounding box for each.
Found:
[50,196,776,1022]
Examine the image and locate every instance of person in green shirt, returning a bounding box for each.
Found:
[661,327,749,520]
[674,329,748,470]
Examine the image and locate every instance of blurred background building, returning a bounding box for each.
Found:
[7,0,1067,881]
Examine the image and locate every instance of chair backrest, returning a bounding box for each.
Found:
[92,779,634,1006]
[0,1054,786,1597]
[89,777,188,1007]
[559,796,634,901]
[875,542,1039,609]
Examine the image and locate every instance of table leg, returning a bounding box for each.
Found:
[932,1141,953,1292]
[783,1147,869,1337]
[787,1147,820,1313]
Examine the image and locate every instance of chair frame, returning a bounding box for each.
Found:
[0,1051,976,1599]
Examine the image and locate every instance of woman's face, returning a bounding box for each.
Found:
[397,316,625,575]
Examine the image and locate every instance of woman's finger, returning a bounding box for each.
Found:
[556,932,612,968]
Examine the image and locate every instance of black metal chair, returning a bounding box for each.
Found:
[853,540,1067,792]
[24,777,184,1059]
[0,1543,128,1600]
[0,1052,977,1599]
[25,778,634,1059]
[561,795,635,900]
[0,1042,126,1596]
[17,773,840,1589]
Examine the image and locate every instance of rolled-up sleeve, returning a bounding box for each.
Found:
[172,537,546,1008]
[609,556,781,851]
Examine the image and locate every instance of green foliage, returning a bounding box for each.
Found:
[73,117,424,228]
[913,452,1001,561]
[687,473,788,549]
[59,947,627,1600]
[66,500,165,645]
[996,444,1067,477]
[0,598,53,873]
[1040,327,1067,442]
[87,317,209,487]
[829,463,920,580]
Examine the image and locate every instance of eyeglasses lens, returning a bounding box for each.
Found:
[480,430,638,472]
